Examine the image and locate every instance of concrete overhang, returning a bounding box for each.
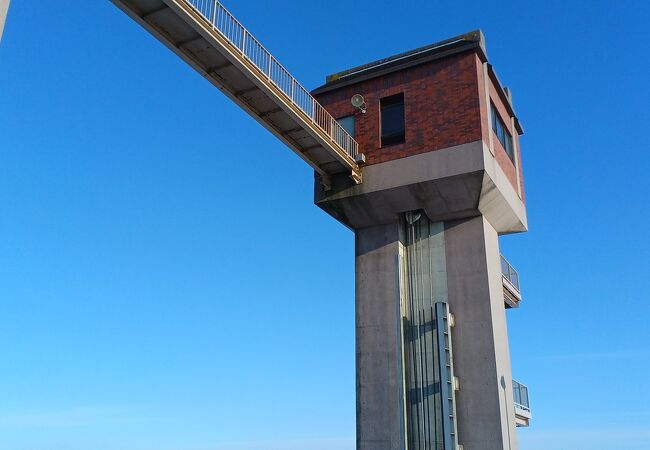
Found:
[315,140,528,234]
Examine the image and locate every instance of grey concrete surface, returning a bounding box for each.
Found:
[355,223,407,450]
[0,0,9,43]
[353,215,519,450]
[444,216,518,449]
[315,140,527,234]
[317,135,526,448]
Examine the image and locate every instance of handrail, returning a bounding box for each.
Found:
[185,0,359,162]
[501,254,520,292]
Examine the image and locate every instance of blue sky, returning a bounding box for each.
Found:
[1,1,649,449]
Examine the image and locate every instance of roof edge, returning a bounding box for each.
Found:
[488,64,524,135]
[312,30,487,95]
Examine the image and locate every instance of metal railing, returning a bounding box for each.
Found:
[512,379,530,412]
[501,255,520,292]
[185,0,359,161]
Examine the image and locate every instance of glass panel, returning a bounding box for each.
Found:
[505,135,513,161]
[336,115,355,138]
[513,384,521,405]
[401,214,451,449]
[501,256,509,277]
[382,104,403,134]
[520,385,529,408]
[491,104,516,163]
[381,94,405,146]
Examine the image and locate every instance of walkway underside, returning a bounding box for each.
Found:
[111,0,362,186]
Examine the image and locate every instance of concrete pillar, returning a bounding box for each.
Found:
[355,215,518,450]
[355,223,406,450]
[0,0,9,43]
[445,216,518,450]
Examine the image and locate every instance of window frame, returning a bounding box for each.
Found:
[336,115,356,139]
[380,93,406,147]
[490,103,515,163]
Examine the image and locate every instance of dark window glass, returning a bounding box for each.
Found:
[336,115,355,138]
[381,94,405,147]
[491,104,515,162]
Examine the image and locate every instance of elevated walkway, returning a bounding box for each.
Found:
[111,0,362,186]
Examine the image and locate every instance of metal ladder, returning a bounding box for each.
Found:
[435,302,459,449]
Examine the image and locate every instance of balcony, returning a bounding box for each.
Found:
[501,255,521,308]
[512,379,531,427]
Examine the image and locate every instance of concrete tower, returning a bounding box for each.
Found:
[312,31,530,450]
[0,0,9,43]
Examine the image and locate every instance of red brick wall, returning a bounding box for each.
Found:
[514,132,525,202]
[476,55,491,148]
[313,52,483,165]
[487,77,525,200]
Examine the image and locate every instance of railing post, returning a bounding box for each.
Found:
[241,30,247,56]
[211,0,217,28]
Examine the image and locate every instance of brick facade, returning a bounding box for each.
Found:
[314,49,525,200]
[313,52,483,165]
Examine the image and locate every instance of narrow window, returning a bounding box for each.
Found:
[381,94,405,147]
[336,115,355,138]
[491,104,515,162]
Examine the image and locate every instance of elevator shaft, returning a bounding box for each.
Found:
[400,212,458,450]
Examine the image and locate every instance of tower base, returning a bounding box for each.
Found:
[355,213,518,450]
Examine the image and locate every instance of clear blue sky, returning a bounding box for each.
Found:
[1,1,649,449]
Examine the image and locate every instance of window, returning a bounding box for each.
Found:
[381,94,405,146]
[491,104,515,162]
[336,115,355,138]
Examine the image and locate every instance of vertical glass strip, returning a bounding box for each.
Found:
[400,211,458,450]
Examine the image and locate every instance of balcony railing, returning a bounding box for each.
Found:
[501,255,521,308]
[501,255,520,292]
[512,379,531,427]
[512,379,530,411]
[186,0,359,162]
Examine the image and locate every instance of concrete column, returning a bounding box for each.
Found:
[444,216,518,450]
[355,223,406,450]
[0,0,9,43]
